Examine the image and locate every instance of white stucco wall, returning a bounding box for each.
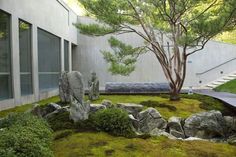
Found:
[0,0,78,110]
[74,17,236,90]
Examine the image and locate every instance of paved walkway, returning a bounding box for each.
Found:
[194,90,236,108]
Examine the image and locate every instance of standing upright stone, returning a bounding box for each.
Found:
[59,71,70,103]
[67,71,84,104]
[88,72,99,101]
[67,71,90,122]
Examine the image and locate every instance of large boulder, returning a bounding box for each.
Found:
[67,71,90,122]
[184,110,226,139]
[137,108,167,133]
[59,71,71,103]
[224,116,236,134]
[168,116,185,138]
[117,103,143,117]
[67,71,84,104]
[70,97,90,122]
[227,135,236,146]
[31,103,61,117]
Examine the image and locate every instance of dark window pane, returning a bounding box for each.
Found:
[19,20,33,95]
[38,29,60,91]
[20,74,33,95]
[38,74,59,91]
[0,10,12,100]
[64,40,69,71]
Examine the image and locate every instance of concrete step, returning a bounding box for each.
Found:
[204,71,236,89]
[217,80,227,83]
[222,77,235,81]
[206,85,216,88]
[212,82,224,86]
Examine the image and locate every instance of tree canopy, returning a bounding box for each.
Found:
[76,0,236,100]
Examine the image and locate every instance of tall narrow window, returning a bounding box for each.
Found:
[64,40,69,71]
[0,10,12,100]
[19,20,33,95]
[38,29,60,91]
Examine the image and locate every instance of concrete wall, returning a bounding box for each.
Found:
[74,17,236,90]
[0,0,78,110]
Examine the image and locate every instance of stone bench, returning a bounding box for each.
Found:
[105,82,170,93]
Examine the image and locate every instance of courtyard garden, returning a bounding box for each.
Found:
[0,0,235,157]
[0,93,236,157]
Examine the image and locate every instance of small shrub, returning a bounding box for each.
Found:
[91,108,135,137]
[0,113,53,157]
[140,100,177,111]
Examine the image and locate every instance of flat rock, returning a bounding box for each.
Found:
[117,103,143,117]
[31,103,61,117]
[101,100,113,108]
[150,128,177,140]
[90,104,106,113]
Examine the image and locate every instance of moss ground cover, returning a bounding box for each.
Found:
[53,132,236,157]
[1,94,235,157]
[215,79,236,94]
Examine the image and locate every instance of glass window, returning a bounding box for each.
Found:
[38,29,61,91]
[64,40,69,71]
[0,10,12,100]
[19,20,33,95]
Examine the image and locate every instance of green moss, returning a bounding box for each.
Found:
[53,132,236,157]
[89,95,206,119]
[0,96,60,118]
[215,79,236,94]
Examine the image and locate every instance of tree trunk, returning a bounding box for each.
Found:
[170,91,181,101]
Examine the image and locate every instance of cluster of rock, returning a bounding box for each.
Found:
[87,101,236,145]
[30,97,236,145]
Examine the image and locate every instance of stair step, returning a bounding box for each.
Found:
[206,85,216,88]
[222,77,234,81]
[204,71,236,89]
[228,74,236,77]
[212,82,223,85]
[217,80,227,83]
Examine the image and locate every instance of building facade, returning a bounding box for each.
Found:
[0,0,78,110]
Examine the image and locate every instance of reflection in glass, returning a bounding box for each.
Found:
[64,40,69,71]
[38,29,61,91]
[19,20,33,95]
[0,10,12,100]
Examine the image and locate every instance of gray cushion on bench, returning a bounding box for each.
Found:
[105,82,170,93]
